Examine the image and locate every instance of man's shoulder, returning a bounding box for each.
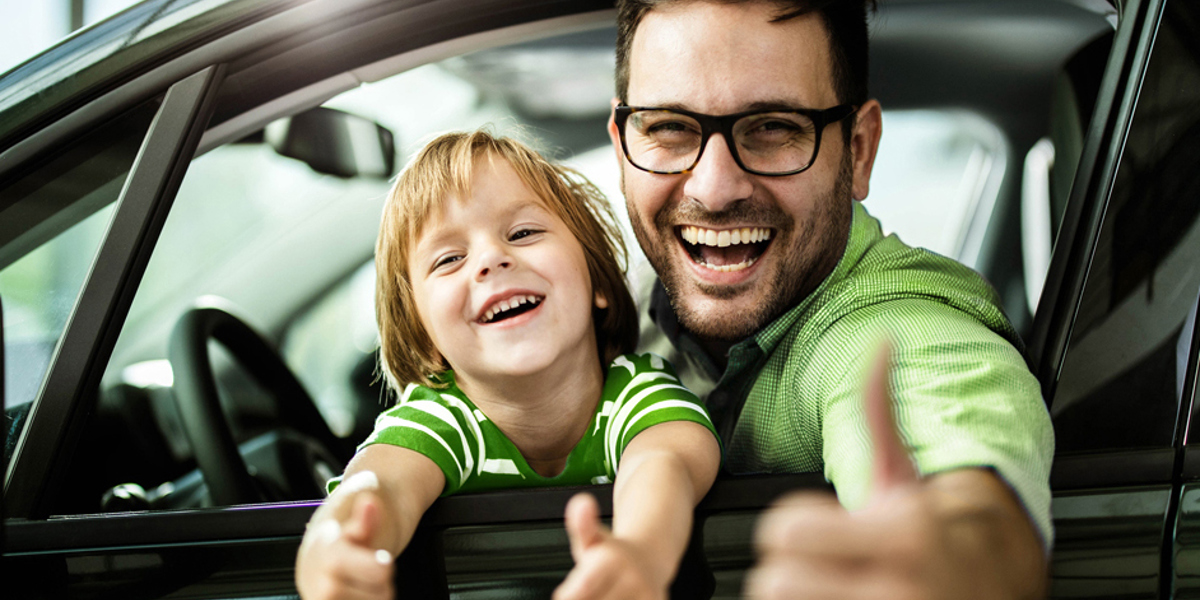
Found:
[802,218,1020,351]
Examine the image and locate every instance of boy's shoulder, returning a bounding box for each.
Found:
[382,376,479,417]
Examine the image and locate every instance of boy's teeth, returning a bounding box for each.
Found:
[681,226,771,247]
[482,294,542,323]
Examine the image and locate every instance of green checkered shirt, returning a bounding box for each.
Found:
[636,202,1054,546]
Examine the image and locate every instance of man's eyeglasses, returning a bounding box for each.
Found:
[613,104,857,177]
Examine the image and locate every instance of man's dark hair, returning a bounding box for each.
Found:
[615,0,877,109]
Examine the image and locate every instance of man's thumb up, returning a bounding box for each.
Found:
[864,341,920,504]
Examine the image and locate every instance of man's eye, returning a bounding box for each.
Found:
[646,120,699,138]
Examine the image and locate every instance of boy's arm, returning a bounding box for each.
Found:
[555,420,720,600]
[295,444,445,600]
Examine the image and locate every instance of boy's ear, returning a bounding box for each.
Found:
[594,289,609,310]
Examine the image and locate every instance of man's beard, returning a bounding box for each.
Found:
[627,152,855,343]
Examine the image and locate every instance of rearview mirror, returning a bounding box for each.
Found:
[265,107,396,179]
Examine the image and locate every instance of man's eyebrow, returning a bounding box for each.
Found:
[635,99,822,114]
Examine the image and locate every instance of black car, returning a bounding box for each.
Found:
[3,0,1199,597]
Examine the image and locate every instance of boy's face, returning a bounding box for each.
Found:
[407,156,605,388]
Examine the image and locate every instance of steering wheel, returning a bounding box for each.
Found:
[168,303,351,505]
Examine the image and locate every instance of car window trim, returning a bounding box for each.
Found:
[1027,0,1164,400]
[4,473,828,554]
[4,65,226,520]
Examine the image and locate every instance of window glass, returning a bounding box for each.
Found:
[1051,1,1200,453]
[0,100,158,462]
[864,110,1008,269]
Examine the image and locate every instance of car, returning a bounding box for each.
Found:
[3,0,1198,597]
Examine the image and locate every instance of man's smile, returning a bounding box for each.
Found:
[677,225,775,273]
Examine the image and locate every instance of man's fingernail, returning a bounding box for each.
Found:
[340,471,380,494]
[376,549,392,565]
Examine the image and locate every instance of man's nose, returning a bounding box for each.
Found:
[474,244,513,281]
[682,134,754,212]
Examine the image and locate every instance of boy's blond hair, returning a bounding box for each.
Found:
[376,130,638,396]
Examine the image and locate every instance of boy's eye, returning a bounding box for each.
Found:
[433,255,463,269]
[509,228,542,241]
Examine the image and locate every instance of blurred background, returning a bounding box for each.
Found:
[0,0,144,75]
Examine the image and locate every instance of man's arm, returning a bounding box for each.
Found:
[746,345,1047,600]
[555,420,721,600]
[295,444,445,600]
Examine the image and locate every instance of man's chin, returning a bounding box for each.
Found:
[670,285,773,342]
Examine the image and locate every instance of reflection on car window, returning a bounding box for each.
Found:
[1052,1,1200,453]
[0,100,158,459]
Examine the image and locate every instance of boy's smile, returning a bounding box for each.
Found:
[407,155,604,391]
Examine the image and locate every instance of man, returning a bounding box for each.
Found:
[559,1,1054,598]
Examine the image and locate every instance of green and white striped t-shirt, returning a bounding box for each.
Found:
[333,352,718,496]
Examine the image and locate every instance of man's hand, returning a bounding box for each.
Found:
[554,493,666,600]
[296,473,396,600]
[746,344,1047,600]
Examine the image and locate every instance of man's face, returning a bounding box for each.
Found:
[612,1,864,343]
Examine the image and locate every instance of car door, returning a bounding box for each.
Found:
[1028,0,1200,597]
[0,2,623,598]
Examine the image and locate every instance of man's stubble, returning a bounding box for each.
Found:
[625,150,855,344]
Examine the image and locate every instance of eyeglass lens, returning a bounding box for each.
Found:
[623,110,819,174]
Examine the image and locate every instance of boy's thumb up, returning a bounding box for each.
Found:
[565,492,608,562]
[343,491,385,549]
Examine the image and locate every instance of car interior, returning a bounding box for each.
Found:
[0,0,1123,596]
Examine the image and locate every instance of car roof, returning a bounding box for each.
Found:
[0,0,1117,156]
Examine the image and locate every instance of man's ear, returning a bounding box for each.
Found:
[850,100,883,202]
[608,98,623,160]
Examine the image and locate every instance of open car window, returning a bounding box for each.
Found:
[75,24,1047,516]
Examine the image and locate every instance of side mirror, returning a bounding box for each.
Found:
[265,107,396,179]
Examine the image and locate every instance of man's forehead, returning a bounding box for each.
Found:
[627,1,836,110]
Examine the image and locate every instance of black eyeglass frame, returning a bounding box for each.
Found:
[613,103,858,177]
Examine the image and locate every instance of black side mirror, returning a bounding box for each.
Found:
[265,106,396,179]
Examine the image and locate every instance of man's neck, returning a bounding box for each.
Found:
[699,337,737,372]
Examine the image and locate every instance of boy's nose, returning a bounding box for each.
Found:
[475,247,513,281]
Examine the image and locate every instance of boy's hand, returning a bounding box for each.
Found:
[296,473,396,600]
[554,493,666,600]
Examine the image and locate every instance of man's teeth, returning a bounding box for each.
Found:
[680,226,772,247]
[705,257,758,272]
[482,294,541,323]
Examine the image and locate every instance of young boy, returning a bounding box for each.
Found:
[295,130,721,599]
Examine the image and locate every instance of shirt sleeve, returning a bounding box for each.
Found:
[602,352,722,472]
[329,383,483,496]
[816,299,1055,549]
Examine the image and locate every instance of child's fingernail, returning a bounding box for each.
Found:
[341,471,380,494]
[375,549,392,565]
[313,520,341,544]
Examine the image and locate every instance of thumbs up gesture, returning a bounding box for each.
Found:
[553,493,665,600]
[745,343,1047,600]
[295,472,397,600]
